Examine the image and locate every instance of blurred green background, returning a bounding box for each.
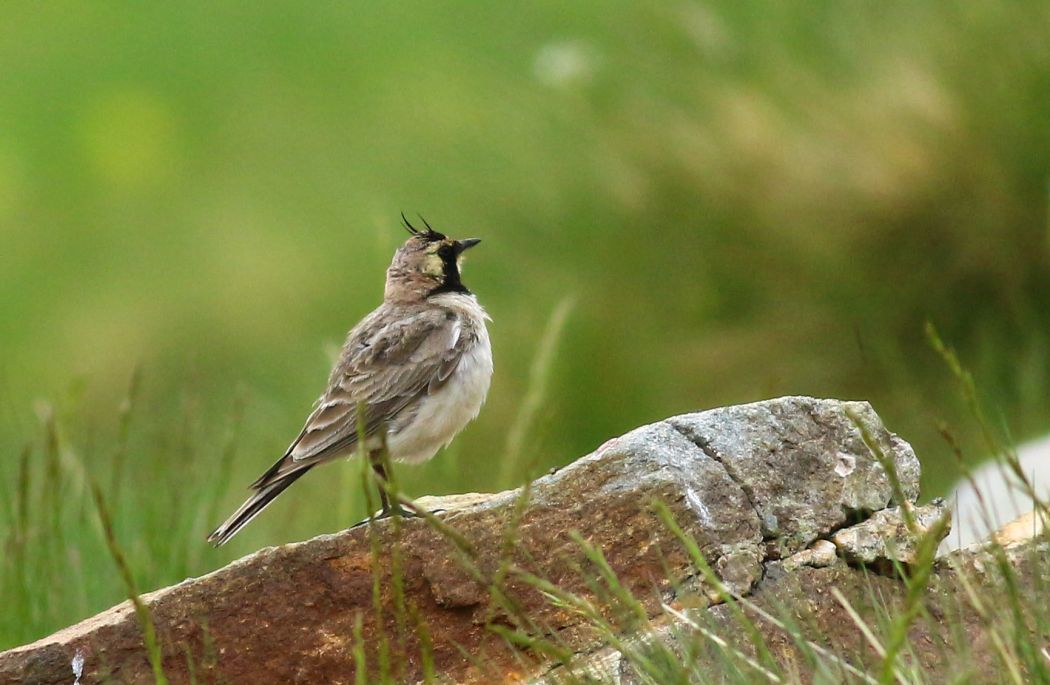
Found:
[2,1,1049,650]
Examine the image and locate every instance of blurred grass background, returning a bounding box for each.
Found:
[1,0,1049,650]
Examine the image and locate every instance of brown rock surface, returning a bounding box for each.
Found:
[531,540,1047,684]
[0,397,931,684]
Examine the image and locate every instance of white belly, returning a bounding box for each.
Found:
[386,329,492,464]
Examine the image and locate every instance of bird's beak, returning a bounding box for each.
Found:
[454,238,481,254]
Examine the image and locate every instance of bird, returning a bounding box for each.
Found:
[207,216,492,546]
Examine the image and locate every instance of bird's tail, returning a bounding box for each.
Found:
[207,467,313,547]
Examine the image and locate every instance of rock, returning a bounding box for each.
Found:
[943,433,1050,551]
[993,509,1045,546]
[531,540,1049,685]
[668,397,920,557]
[0,396,929,685]
[781,539,839,572]
[832,501,950,566]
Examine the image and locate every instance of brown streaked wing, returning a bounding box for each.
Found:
[276,307,465,472]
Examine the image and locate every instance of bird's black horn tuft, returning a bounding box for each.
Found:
[401,211,419,235]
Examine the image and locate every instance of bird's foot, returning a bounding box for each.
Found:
[377,501,420,521]
[348,500,423,530]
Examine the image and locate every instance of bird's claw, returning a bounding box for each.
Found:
[348,502,422,530]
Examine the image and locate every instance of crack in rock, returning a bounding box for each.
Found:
[670,397,922,560]
[669,422,766,536]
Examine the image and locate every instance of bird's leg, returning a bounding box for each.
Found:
[369,453,409,519]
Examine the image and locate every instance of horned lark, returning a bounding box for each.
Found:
[208,216,492,546]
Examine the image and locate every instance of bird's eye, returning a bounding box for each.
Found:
[437,245,454,260]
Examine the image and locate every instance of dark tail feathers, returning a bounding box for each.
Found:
[207,467,312,546]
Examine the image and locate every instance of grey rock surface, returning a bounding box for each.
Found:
[669,396,921,557]
[833,500,949,565]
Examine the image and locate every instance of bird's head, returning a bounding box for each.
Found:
[384,214,482,303]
